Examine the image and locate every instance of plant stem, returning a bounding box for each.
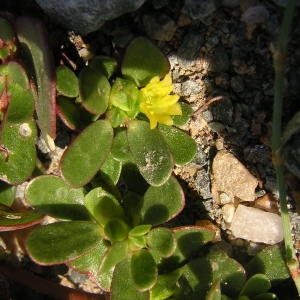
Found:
[271,0,300,294]
[0,264,108,300]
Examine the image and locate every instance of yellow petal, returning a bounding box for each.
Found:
[139,74,181,129]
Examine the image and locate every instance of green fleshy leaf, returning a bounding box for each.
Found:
[221,295,231,300]
[89,171,122,201]
[0,18,16,59]
[106,106,129,128]
[127,120,173,186]
[98,240,128,291]
[111,128,132,162]
[5,84,35,123]
[150,269,182,300]
[129,224,152,237]
[89,55,117,79]
[253,293,279,300]
[239,274,271,298]
[158,124,197,165]
[178,250,245,299]
[25,175,88,220]
[0,207,43,231]
[79,66,110,115]
[208,249,246,297]
[128,224,151,251]
[122,37,170,87]
[0,62,29,89]
[61,120,113,187]
[110,77,141,116]
[206,280,221,300]
[100,154,122,184]
[68,239,109,278]
[84,187,125,227]
[56,65,79,98]
[172,102,194,127]
[122,191,144,226]
[171,226,216,264]
[131,249,158,291]
[26,221,102,265]
[246,246,290,285]
[139,176,184,226]
[147,227,176,258]
[111,258,150,300]
[0,120,37,184]
[16,17,56,147]
[0,17,14,41]
[57,95,93,130]
[121,163,149,195]
[128,235,147,251]
[104,218,130,242]
[0,182,16,206]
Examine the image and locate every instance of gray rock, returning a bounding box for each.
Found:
[182,0,216,20]
[177,30,203,68]
[191,145,208,167]
[230,75,244,93]
[143,13,177,41]
[181,79,201,96]
[209,96,233,124]
[201,110,214,123]
[195,168,212,199]
[35,0,146,35]
[241,5,269,25]
[215,73,230,89]
[208,46,230,73]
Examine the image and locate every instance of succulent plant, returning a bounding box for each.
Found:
[56,37,197,188]
[0,15,287,300]
[23,174,216,298]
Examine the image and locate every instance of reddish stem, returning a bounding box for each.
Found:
[0,264,108,300]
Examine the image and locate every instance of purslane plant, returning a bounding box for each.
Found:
[0,15,290,299]
[56,36,197,188]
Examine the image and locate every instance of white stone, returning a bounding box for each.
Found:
[222,203,235,224]
[219,192,232,205]
[230,205,283,245]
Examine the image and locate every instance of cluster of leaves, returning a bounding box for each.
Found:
[0,16,291,299]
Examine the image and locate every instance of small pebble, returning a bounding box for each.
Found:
[211,150,258,203]
[208,46,230,73]
[181,79,201,96]
[230,204,283,244]
[195,168,212,199]
[219,192,232,205]
[182,0,216,20]
[254,193,279,213]
[222,203,236,223]
[241,5,269,25]
[231,75,244,93]
[143,13,177,41]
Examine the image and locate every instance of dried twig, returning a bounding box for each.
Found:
[192,96,223,119]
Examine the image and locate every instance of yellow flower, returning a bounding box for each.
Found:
[140,74,182,129]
